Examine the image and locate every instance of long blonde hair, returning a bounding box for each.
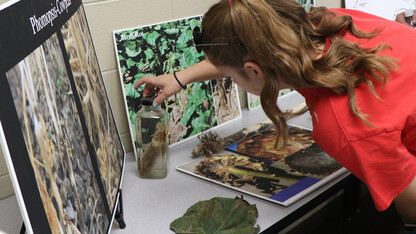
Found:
[201,0,398,146]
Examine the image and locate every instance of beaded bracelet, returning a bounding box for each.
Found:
[173,71,186,89]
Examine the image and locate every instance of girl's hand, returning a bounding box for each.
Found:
[134,73,183,106]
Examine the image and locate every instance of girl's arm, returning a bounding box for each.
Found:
[134,59,222,106]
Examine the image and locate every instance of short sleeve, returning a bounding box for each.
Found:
[334,130,416,211]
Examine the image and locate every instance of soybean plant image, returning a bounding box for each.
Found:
[62,6,124,212]
[114,16,223,146]
[6,34,109,233]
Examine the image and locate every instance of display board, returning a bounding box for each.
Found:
[113,16,242,158]
[345,0,416,20]
[0,0,125,233]
[177,122,347,206]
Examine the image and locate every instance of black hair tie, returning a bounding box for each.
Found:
[173,71,186,89]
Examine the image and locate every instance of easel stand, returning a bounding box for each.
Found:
[19,189,127,233]
[115,189,126,229]
[20,223,25,234]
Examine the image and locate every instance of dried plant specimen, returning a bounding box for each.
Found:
[191,131,224,158]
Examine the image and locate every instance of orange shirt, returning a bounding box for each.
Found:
[297,9,416,211]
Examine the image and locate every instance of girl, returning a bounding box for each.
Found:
[135,0,416,223]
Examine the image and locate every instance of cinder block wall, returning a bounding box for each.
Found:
[0,0,342,199]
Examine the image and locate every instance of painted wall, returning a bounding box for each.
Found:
[0,0,343,199]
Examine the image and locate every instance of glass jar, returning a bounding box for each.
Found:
[135,96,169,179]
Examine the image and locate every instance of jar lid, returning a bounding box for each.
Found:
[141,96,155,106]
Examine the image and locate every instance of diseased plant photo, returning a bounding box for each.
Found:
[227,126,315,161]
[194,153,305,197]
[6,34,109,233]
[174,79,216,143]
[114,16,240,147]
[62,5,123,212]
[211,77,240,124]
[114,16,212,145]
[283,143,342,176]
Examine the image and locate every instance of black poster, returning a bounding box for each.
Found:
[0,0,125,233]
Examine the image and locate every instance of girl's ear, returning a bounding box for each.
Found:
[243,61,265,80]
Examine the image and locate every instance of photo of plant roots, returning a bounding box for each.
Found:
[62,6,124,213]
[114,16,241,147]
[6,34,108,233]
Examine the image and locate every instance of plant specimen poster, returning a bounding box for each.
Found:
[0,0,125,233]
[113,16,241,157]
[177,122,347,206]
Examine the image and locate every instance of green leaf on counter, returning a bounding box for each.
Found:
[170,196,260,234]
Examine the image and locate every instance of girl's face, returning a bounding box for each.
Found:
[216,65,265,96]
